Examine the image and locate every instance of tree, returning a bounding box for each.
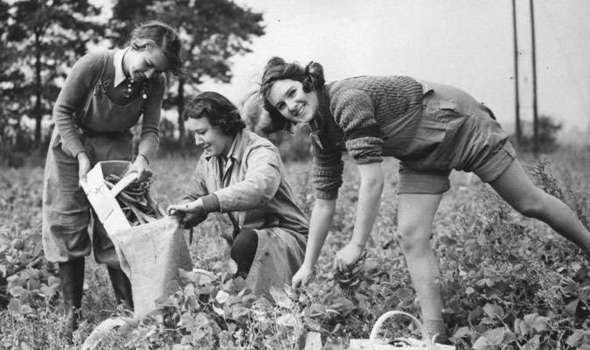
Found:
[109,0,151,42]
[520,114,562,153]
[111,0,265,145]
[0,1,26,163]
[4,0,106,147]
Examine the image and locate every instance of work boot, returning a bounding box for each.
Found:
[58,258,85,341]
[107,267,134,310]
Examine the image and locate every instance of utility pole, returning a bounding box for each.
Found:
[512,0,522,146]
[530,0,539,155]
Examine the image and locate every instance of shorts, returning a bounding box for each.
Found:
[397,81,516,194]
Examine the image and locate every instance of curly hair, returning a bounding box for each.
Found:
[184,91,246,136]
[128,20,182,75]
[259,57,325,132]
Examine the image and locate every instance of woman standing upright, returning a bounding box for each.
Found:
[259,57,590,343]
[42,21,181,337]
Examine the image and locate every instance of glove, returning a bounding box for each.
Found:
[180,206,208,229]
[167,200,208,229]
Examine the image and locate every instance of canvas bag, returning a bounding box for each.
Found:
[110,216,193,318]
[81,161,193,317]
[348,311,455,350]
[81,218,193,350]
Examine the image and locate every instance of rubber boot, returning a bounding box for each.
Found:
[107,267,134,310]
[230,228,258,279]
[58,258,85,341]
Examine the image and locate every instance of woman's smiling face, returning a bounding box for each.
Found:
[187,116,233,157]
[125,46,169,81]
[267,79,319,124]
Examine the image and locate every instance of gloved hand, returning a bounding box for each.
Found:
[167,199,208,229]
[180,206,208,229]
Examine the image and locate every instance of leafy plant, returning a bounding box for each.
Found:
[2,147,590,349]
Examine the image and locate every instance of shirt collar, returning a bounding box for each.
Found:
[113,48,129,87]
[204,130,245,163]
[225,131,240,161]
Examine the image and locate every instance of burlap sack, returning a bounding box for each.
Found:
[110,216,193,317]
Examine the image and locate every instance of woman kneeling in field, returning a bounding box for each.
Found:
[168,91,309,296]
[259,57,590,343]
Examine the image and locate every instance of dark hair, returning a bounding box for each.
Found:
[259,56,325,132]
[129,21,182,75]
[184,91,246,136]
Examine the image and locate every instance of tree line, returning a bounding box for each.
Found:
[0,0,264,162]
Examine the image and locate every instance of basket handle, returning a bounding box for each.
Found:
[109,172,139,197]
[369,310,432,347]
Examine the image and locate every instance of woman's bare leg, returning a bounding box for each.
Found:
[398,193,445,340]
[490,160,590,252]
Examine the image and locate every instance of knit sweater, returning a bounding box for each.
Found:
[53,50,165,158]
[311,75,424,199]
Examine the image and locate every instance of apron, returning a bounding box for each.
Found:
[42,53,144,266]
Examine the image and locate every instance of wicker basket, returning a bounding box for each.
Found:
[348,311,455,350]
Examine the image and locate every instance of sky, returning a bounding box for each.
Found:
[194,0,590,133]
[89,0,590,132]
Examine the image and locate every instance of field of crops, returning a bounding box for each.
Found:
[1,146,590,349]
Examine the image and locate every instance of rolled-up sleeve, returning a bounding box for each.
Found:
[214,145,281,211]
[311,142,343,200]
[331,88,383,165]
